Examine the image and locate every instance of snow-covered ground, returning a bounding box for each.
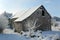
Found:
[20,31,60,40]
[3,29,20,35]
[1,29,60,40]
[51,20,60,31]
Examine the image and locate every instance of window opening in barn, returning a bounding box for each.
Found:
[42,10,45,16]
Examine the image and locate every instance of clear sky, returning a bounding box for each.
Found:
[0,0,60,17]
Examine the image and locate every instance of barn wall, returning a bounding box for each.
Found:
[14,22,22,33]
[11,18,18,29]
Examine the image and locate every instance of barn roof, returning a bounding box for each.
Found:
[12,10,28,19]
[14,5,51,22]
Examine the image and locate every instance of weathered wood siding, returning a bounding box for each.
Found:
[14,22,22,33]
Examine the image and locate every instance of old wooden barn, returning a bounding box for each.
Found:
[12,5,51,33]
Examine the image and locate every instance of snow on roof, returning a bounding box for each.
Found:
[12,9,28,19]
[14,5,41,22]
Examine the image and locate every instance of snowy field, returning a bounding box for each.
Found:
[0,29,60,40]
[0,31,60,40]
[52,26,60,31]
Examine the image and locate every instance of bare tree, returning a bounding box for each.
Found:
[27,18,41,37]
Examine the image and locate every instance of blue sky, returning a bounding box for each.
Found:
[0,0,60,17]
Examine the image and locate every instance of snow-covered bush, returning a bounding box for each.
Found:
[20,30,42,38]
[0,14,9,33]
[2,11,13,29]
